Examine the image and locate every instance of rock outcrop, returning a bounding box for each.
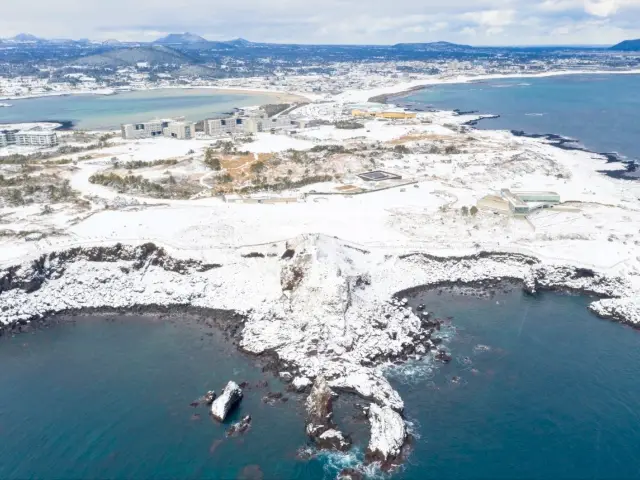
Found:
[1,234,638,468]
[226,415,252,436]
[290,376,312,392]
[366,404,407,464]
[204,390,216,405]
[211,381,243,421]
[305,376,351,451]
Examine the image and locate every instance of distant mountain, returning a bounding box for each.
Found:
[71,45,196,67]
[610,39,640,51]
[102,39,123,46]
[392,41,472,51]
[11,33,41,42]
[154,33,208,45]
[226,38,252,47]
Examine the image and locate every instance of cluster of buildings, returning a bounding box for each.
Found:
[350,104,418,120]
[120,109,305,141]
[0,127,59,148]
[203,110,303,137]
[120,119,196,140]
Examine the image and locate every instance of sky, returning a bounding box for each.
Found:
[1,0,640,46]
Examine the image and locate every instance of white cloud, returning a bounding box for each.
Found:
[0,0,639,45]
[468,9,516,27]
[584,0,620,16]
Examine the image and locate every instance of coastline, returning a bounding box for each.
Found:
[381,75,639,179]
[0,85,310,104]
[462,115,637,177]
[354,68,640,104]
[1,235,638,464]
[2,67,640,474]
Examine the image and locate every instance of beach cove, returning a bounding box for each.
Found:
[0,88,304,131]
[2,283,640,479]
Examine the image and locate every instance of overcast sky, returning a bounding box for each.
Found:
[2,0,639,46]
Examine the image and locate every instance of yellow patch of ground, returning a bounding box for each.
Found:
[336,185,359,191]
[221,153,273,174]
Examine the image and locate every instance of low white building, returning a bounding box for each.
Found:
[121,119,195,140]
[120,121,165,139]
[203,116,246,137]
[163,121,195,140]
[204,111,301,138]
[0,128,58,148]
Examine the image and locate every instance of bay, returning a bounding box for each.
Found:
[0,88,285,130]
[398,74,640,162]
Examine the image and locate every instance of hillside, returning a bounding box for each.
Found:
[71,45,196,67]
[154,33,208,45]
[392,41,473,52]
[610,39,640,51]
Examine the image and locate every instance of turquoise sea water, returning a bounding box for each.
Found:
[2,290,640,479]
[398,74,640,162]
[0,89,282,130]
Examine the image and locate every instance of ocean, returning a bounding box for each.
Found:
[2,289,640,479]
[397,74,640,163]
[0,89,285,130]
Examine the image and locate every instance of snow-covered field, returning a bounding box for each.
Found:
[2,82,640,466]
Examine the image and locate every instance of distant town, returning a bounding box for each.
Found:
[0,33,639,102]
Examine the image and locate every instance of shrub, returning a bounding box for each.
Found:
[335,121,364,130]
[204,157,221,171]
[445,145,461,155]
[250,161,266,174]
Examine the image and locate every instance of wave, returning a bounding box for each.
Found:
[384,356,435,385]
[318,447,389,480]
[525,113,545,116]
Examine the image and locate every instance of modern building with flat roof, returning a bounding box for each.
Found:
[204,111,301,138]
[121,121,166,140]
[162,121,195,140]
[501,189,560,215]
[349,103,417,120]
[0,128,58,148]
[121,119,195,140]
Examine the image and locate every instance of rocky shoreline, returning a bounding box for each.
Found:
[0,234,638,468]
[451,115,638,180]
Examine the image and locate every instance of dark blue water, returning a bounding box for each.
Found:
[399,74,640,161]
[394,287,640,479]
[0,314,322,479]
[2,291,640,479]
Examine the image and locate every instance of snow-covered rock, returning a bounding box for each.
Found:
[1,234,639,467]
[305,376,352,451]
[291,376,312,392]
[210,381,243,421]
[367,404,406,463]
[317,429,352,451]
[226,415,252,437]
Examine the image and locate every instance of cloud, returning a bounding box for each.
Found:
[584,0,620,16]
[0,0,639,45]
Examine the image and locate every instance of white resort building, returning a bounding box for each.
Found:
[121,119,196,140]
[203,111,302,138]
[162,121,194,140]
[0,127,58,148]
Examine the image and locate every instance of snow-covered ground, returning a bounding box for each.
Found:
[2,80,640,467]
